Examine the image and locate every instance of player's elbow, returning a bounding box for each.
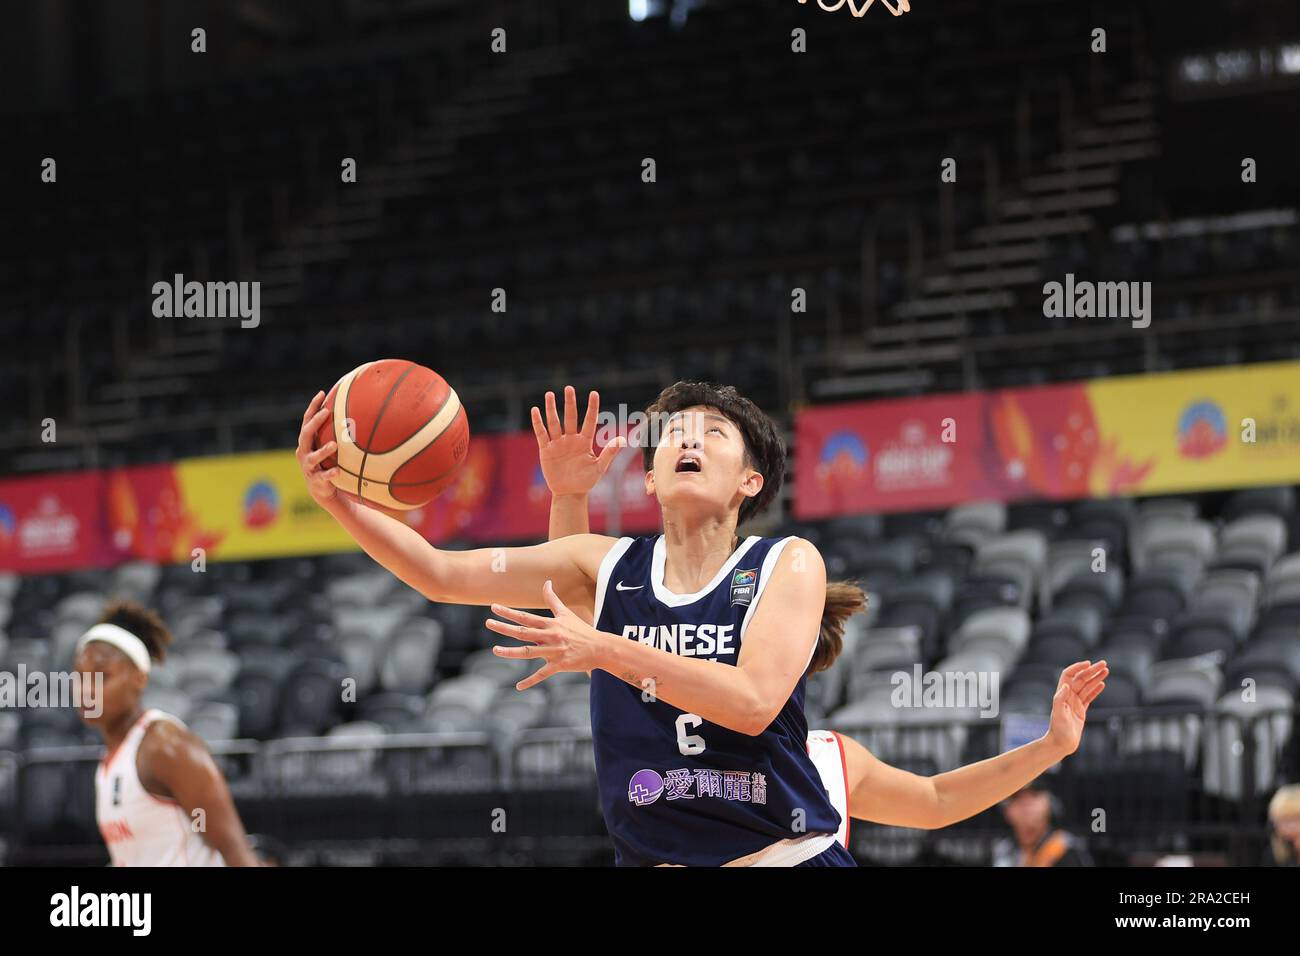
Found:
[737,694,782,737]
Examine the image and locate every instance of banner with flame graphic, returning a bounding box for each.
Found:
[795,360,1300,518]
[0,432,659,572]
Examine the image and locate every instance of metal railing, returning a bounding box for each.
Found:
[3,708,1293,864]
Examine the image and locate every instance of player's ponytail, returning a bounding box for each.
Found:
[807,581,867,675]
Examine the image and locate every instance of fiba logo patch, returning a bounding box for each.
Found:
[628,769,665,806]
[730,568,756,607]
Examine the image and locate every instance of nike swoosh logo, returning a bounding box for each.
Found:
[615,581,643,591]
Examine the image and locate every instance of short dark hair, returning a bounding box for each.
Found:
[640,381,785,526]
[98,600,174,664]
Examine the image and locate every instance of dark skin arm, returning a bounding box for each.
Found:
[137,720,260,867]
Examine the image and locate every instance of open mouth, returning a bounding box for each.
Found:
[675,455,702,474]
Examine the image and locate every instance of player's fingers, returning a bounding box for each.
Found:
[299,407,332,455]
[491,644,552,661]
[595,436,627,474]
[541,579,569,617]
[484,618,543,642]
[489,603,552,629]
[1076,664,1109,692]
[544,390,562,440]
[1069,662,1108,693]
[302,390,324,426]
[304,441,337,469]
[580,390,600,440]
[317,467,341,483]
[1059,661,1092,685]
[531,406,549,448]
[1082,681,1106,707]
[563,385,579,434]
[517,664,558,692]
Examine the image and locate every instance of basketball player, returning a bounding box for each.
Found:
[73,601,259,866]
[297,382,1105,866]
[532,385,1109,855]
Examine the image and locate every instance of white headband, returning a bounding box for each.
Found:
[76,623,152,674]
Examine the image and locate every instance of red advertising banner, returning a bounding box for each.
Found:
[0,471,114,573]
[0,431,660,573]
[794,360,1300,518]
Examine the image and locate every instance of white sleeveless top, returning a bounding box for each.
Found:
[94,709,226,867]
[806,729,851,849]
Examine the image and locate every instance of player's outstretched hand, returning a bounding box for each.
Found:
[533,385,626,497]
[486,580,605,690]
[1043,660,1108,758]
[297,390,341,507]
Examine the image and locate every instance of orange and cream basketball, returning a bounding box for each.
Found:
[314,359,470,509]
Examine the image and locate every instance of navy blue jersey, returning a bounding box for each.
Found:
[590,534,841,866]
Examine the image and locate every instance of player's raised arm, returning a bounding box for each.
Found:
[838,661,1109,829]
[535,385,626,540]
[297,391,610,611]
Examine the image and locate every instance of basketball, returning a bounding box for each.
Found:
[313,359,470,509]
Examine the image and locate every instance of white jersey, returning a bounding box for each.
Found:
[806,729,850,849]
[94,709,225,867]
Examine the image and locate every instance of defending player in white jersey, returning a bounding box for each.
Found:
[535,385,1108,852]
[74,601,259,866]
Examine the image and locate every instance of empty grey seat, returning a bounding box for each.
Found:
[141,686,195,722]
[3,638,52,674]
[1190,568,1259,619]
[0,711,20,749]
[1134,520,1215,575]
[949,607,1031,667]
[461,647,531,687]
[975,530,1047,587]
[52,619,89,668]
[944,501,1006,548]
[855,626,923,673]
[1042,540,1108,611]
[336,631,383,696]
[56,591,107,626]
[1146,657,1221,709]
[187,701,240,743]
[332,605,407,642]
[1224,486,1295,522]
[328,572,397,608]
[547,685,592,730]
[1223,641,1300,698]
[488,690,548,737]
[428,674,498,715]
[110,562,161,603]
[1219,515,1287,564]
[379,625,442,694]
[1054,565,1125,618]
[1122,566,1196,623]
[175,646,241,699]
[1266,552,1300,593]
[1203,687,1294,800]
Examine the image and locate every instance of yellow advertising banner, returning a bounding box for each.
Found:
[173,451,357,561]
[1087,360,1300,496]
